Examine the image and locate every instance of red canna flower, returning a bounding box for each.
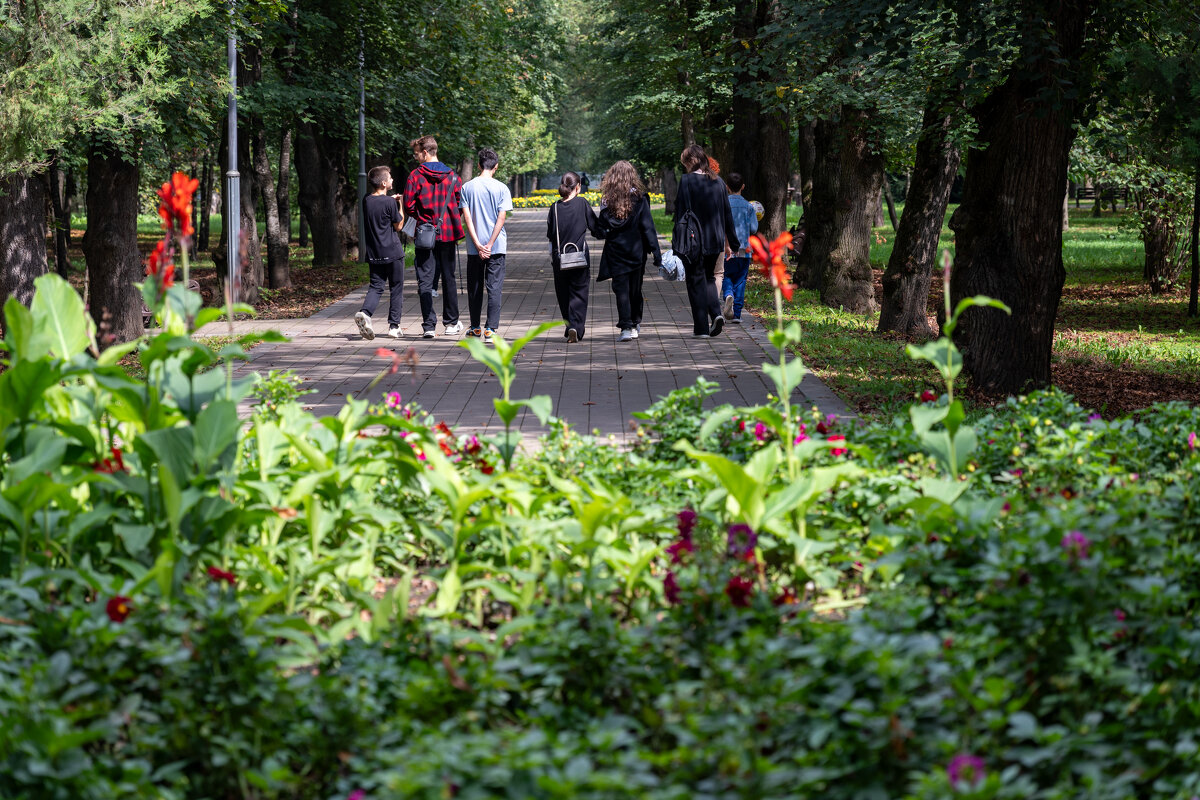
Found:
[94,447,126,474]
[748,232,795,300]
[707,156,720,176]
[725,576,754,607]
[106,596,132,623]
[479,462,495,475]
[207,566,236,584]
[157,172,200,238]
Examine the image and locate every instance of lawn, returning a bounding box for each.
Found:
[656,205,1200,417]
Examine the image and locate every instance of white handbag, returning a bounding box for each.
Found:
[554,202,588,269]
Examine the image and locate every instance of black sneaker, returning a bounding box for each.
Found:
[710,316,724,338]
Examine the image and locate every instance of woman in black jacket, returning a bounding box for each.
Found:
[546,172,598,342]
[674,144,740,338]
[595,161,662,342]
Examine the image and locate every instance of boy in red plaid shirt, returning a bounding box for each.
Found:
[404,135,466,337]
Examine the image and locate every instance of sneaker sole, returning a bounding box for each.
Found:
[710,317,724,338]
[355,313,375,340]
[723,295,734,319]
[422,331,436,339]
[566,329,579,343]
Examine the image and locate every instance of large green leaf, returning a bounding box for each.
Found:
[30,273,93,359]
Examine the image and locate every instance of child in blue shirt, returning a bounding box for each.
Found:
[722,173,759,322]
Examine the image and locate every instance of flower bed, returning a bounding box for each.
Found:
[2,196,1199,799]
[512,191,665,208]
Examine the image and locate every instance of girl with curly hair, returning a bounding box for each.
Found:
[595,161,662,342]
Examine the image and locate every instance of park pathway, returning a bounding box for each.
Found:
[208,208,852,444]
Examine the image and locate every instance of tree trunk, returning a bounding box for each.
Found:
[0,172,48,327]
[1189,162,1198,318]
[198,154,212,253]
[796,121,816,211]
[878,105,960,339]
[214,90,264,304]
[82,144,142,344]
[295,122,351,266]
[1092,181,1104,216]
[299,211,309,248]
[248,45,289,290]
[870,187,885,227]
[948,0,1088,394]
[661,166,679,215]
[1140,184,1189,294]
[1062,178,1070,230]
[681,108,695,148]
[755,110,791,241]
[797,114,882,314]
[277,127,293,245]
[882,178,900,231]
[46,154,71,277]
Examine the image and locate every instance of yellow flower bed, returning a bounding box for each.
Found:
[511,191,665,209]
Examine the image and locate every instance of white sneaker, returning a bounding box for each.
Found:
[354,311,375,340]
[692,333,710,339]
[388,325,402,339]
[566,328,579,343]
[422,329,437,339]
[723,295,735,320]
[630,327,639,339]
[444,321,464,336]
[618,329,634,342]
[710,316,725,338]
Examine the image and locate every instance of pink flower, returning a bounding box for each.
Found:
[1189,432,1197,451]
[348,791,366,800]
[794,432,810,444]
[385,391,402,409]
[827,435,847,456]
[1113,608,1126,622]
[1061,530,1090,560]
[754,421,768,442]
[947,753,985,789]
[920,390,938,403]
[724,576,754,607]
[664,571,681,604]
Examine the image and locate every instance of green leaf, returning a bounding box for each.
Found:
[30,273,93,359]
[516,395,554,425]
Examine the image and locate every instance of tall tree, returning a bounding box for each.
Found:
[82,140,142,342]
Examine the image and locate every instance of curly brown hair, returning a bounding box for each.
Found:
[600,160,645,220]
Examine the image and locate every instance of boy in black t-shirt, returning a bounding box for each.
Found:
[355,166,406,340]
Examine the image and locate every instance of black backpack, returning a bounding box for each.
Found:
[672,208,702,263]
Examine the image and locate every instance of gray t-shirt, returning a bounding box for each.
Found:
[460,176,514,255]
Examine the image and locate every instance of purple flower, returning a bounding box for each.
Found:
[676,509,697,539]
[665,536,695,564]
[946,753,985,789]
[727,523,757,561]
[664,571,681,604]
[1061,530,1090,560]
[1088,413,1102,422]
[348,791,366,800]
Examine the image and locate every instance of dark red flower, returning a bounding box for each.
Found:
[726,523,757,561]
[94,447,126,474]
[207,566,236,584]
[920,390,938,403]
[773,587,798,606]
[725,576,755,607]
[479,463,494,475]
[664,571,681,605]
[676,509,697,538]
[106,596,132,623]
[665,537,695,564]
[827,435,848,456]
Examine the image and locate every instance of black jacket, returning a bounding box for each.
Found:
[546,196,598,268]
[675,172,740,256]
[595,194,662,281]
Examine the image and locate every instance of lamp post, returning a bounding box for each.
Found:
[357,25,367,264]
[225,1,241,303]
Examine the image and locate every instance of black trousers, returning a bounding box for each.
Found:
[361,259,404,326]
[466,253,506,330]
[414,241,459,331]
[683,252,721,335]
[553,261,590,339]
[610,268,644,331]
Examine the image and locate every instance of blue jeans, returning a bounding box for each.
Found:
[721,256,750,319]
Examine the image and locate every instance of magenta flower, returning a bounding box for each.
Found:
[1088,413,1102,422]
[726,524,757,561]
[947,753,985,789]
[677,509,697,538]
[1189,431,1197,451]
[385,391,402,409]
[665,536,695,564]
[664,571,681,604]
[348,791,366,800]
[1061,530,1090,560]
[754,421,768,442]
[1113,608,1127,622]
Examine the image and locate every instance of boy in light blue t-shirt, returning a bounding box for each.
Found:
[722,172,759,323]
[460,147,514,341]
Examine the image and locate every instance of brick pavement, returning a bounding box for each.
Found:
[202,208,852,444]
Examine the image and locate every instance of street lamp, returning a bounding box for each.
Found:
[357,25,367,264]
[225,1,240,303]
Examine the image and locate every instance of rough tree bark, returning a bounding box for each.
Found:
[796,114,883,313]
[82,143,142,343]
[796,121,816,211]
[877,105,960,339]
[198,154,212,253]
[1140,185,1190,294]
[661,167,679,214]
[948,0,1089,394]
[1190,162,1198,318]
[882,178,900,231]
[47,153,71,277]
[0,172,48,327]
[1062,179,1070,230]
[247,44,290,290]
[213,101,264,304]
[295,122,352,266]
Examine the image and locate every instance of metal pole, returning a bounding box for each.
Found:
[225,1,241,303]
[357,25,367,264]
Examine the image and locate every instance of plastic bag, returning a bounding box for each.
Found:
[659,249,686,282]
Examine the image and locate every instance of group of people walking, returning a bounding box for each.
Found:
[354,136,758,346]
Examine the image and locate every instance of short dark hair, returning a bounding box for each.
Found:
[477,147,499,171]
[368,166,391,191]
[559,171,580,199]
[726,172,745,192]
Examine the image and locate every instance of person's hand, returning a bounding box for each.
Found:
[478,243,491,259]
